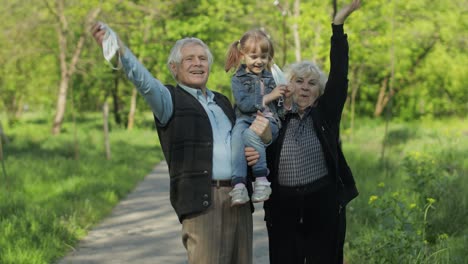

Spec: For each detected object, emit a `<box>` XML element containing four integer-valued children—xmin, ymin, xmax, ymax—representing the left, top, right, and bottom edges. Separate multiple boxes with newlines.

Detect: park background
<box><xmin>0</xmin><ymin>0</ymin><xmax>466</xmax><ymax>263</ymax></box>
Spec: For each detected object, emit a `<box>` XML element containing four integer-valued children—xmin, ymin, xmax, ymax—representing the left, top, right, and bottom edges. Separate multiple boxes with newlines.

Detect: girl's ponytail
<box><xmin>224</xmin><ymin>40</ymin><xmax>242</xmax><ymax>72</ymax></box>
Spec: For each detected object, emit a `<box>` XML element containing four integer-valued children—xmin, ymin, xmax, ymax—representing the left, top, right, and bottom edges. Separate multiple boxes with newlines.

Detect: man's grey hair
<box><xmin>285</xmin><ymin>61</ymin><xmax>328</xmax><ymax>95</ymax></box>
<box><xmin>167</xmin><ymin>37</ymin><xmax>214</xmax><ymax>79</ymax></box>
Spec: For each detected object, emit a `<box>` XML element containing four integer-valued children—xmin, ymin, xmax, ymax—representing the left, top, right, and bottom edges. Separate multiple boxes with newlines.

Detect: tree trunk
<box><xmin>127</xmin><ymin>88</ymin><xmax>138</xmax><ymax>130</ymax></box>
<box><xmin>380</xmin><ymin>5</ymin><xmax>396</xmax><ymax>172</ymax></box>
<box><xmin>51</xmin><ymin>0</ymin><xmax>69</xmax><ymax>134</ymax></box>
<box><xmin>350</xmin><ymin>86</ymin><xmax>358</xmax><ymax>137</ymax></box>
<box><xmin>292</xmin><ymin>0</ymin><xmax>301</xmax><ymax>62</ymax></box>
<box><xmin>126</xmin><ymin>13</ymin><xmax>155</xmax><ymax>130</ymax></box>
<box><xmin>0</xmin><ymin>121</ymin><xmax>8</xmax><ymax>144</ymax></box>
<box><xmin>282</xmin><ymin>17</ymin><xmax>287</xmax><ymax>66</ymax></box>
<box><xmin>50</xmin><ymin>1</ymin><xmax>101</xmax><ymax>134</ymax></box>
<box><xmin>14</xmin><ymin>95</ymin><xmax>24</xmax><ymax>119</ymax></box>
<box><xmin>0</xmin><ymin>123</ymin><xmax>8</xmax><ymax>190</ymax></box>
<box><xmin>373</xmin><ymin>34</ymin><xmax>439</xmax><ymax>117</ymax></box>
<box><xmin>52</xmin><ymin>77</ymin><xmax>70</xmax><ymax>134</ymax></box>
<box><xmin>0</xmin><ymin>134</ymin><xmax>3</xmax><ymax>161</ymax></box>
<box><xmin>374</xmin><ymin>77</ymin><xmax>390</xmax><ymax>117</ymax></box>
<box><xmin>349</xmin><ymin>66</ymin><xmax>362</xmax><ymax>140</ymax></box>
<box><xmin>112</xmin><ymin>72</ymin><xmax>122</xmax><ymax>125</ymax></box>
<box><xmin>103</xmin><ymin>100</ymin><xmax>111</xmax><ymax>160</ymax></box>
<box><xmin>374</xmin><ymin>77</ymin><xmax>397</xmax><ymax>117</ymax></box>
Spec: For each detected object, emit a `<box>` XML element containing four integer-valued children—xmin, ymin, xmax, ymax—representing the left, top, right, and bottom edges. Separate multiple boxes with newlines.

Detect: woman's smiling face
<box><xmin>291</xmin><ymin>73</ymin><xmax>321</xmax><ymax>112</ymax></box>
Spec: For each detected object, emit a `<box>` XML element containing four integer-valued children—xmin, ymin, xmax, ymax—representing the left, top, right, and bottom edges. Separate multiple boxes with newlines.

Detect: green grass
<box><xmin>1</xmin><ymin>113</ymin><xmax>467</xmax><ymax>263</ymax></box>
<box><xmin>0</xmin><ymin>112</ymin><xmax>163</xmax><ymax>264</ymax></box>
<box><xmin>343</xmin><ymin>118</ymin><xmax>468</xmax><ymax>263</ymax></box>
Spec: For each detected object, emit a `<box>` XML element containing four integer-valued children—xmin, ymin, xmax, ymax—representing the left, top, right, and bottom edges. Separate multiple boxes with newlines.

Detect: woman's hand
<box><xmin>333</xmin><ymin>0</ymin><xmax>361</xmax><ymax>25</ymax></box>
<box><xmin>281</xmin><ymin>84</ymin><xmax>295</xmax><ymax>110</ymax></box>
<box><xmin>283</xmin><ymin>84</ymin><xmax>295</xmax><ymax>99</ymax></box>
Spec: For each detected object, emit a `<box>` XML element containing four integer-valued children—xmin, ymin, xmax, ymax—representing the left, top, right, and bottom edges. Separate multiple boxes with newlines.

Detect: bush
<box><xmin>347</xmin><ymin>183</ymin><xmax>451</xmax><ymax>263</ymax></box>
<box><xmin>345</xmin><ymin>118</ymin><xmax>467</xmax><ymax>263</ymax></box>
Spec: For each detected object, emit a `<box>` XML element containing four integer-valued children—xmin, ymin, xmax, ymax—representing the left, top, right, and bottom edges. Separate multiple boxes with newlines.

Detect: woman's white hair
<box><xmin>285</xmin><ymin>61</ymin><xmax>328</xmax><ymax>95</ymax></box>
<box><xmin>167</xmin><ymin>37</ymin><xmax>214</xmax><ymax>79</ymax></box>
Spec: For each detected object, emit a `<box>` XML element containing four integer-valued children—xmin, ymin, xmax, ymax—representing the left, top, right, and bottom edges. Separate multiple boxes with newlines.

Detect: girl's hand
<box><xmin>273</xmin><ymin>85</ymin><xmax>287</xmax><ymax>98</ymax></box>
<box><xmin>264</xmin><ymin>85</ymin><xmax>286</xmax><ymax>105</ymax></box>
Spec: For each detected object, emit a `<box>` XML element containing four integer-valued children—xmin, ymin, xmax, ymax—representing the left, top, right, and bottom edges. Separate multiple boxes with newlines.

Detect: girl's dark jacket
<box><xmin>265</xmin><ymin>24</ymin><xmax>359</xmax><ymax>221</ymax></box>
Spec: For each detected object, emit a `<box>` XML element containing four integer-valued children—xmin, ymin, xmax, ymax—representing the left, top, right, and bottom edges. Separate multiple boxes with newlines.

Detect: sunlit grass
<box><xmin>0</xmin><ymin>112</ymin><xmax>163</xmax><ymax>264</ymax></box>
<box><xmin>1</xmin><ymin>113</ymin><xmax>466</xmax><ymax>263</ymax></box>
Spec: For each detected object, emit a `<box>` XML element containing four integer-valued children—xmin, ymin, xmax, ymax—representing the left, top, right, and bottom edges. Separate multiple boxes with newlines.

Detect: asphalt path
<box><xmin>58</xmin><ymin>161</ymin><xmax>269</xmax><ymax>264</ymax></box>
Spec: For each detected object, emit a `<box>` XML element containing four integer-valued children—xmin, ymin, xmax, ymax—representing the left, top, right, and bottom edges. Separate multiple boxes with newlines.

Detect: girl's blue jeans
<box><xmin>231</xmin><ymin>116</ymin><xmax>279</xmax><ymax>185</ymax></box>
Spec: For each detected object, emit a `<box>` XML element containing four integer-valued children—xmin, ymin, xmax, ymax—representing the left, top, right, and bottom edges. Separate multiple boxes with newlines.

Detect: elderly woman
<box><xmin>246</xmin><ymin>0</ymin><xmax>361</xmax><ymax>263</ymax></box>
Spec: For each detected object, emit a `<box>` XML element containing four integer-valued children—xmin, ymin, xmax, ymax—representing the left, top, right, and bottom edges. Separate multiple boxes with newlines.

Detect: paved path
<box><xmin>58</xmin><ymin>161</ymin><xmax>269</xmax><ymax>264</ymax></box>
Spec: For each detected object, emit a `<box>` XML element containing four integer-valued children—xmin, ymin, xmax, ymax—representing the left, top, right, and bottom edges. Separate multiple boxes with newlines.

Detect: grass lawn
<box><xmin>0</xmin><ymin>112</ymin><xmax>163</xmax><ymax>264</ymax></box>
<box><xmin>0</xmin><ymin>113</ymin><xmax>466</xmax><ymax>263</ymax></box>
<box><xmin>343</xmin><ymin>118</ymin><xmax>468</xmax><ymax>263</ymax></box>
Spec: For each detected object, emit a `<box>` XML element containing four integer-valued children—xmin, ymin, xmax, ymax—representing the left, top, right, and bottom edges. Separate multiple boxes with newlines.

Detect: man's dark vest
<box><xmin>155</xmin><ymin>85</ymin><xmax>235</xmax><ymax>222</ymax></box>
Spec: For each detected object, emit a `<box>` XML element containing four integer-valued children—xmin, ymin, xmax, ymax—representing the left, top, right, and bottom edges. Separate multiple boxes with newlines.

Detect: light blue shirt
<box><xmin>120</xmin><ymin>48</ymin><xmax>232</xmax><ymax>180</ymax></box>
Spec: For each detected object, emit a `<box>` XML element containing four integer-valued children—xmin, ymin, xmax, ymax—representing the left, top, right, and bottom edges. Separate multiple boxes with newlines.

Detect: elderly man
<box><xmin>91</xmin><ymin>24</ymin><xmax>271</xmax><ymax>264</ymax></box>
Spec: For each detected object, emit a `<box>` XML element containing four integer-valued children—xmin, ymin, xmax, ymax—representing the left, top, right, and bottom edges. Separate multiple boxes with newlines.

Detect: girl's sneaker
<box><xmin>229</xmin><ymin>185</ymin><xmax>249</xmax><ymax>206</ymax></box>
<box><xmin>252</xmin><ymin>180</ymin><xmax>272</xmax><ymax>202</ymax></box>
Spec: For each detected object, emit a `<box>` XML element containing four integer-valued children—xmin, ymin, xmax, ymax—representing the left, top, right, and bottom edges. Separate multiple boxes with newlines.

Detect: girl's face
<box><xmin>291</xmin><ymin>73</ymin><xmax>321</xmax><ymax>112</ymax></box>
<box><xmin>242</xmin><ymin>48</ymin><xmax>270</xmax><ymax>75</ymax></box>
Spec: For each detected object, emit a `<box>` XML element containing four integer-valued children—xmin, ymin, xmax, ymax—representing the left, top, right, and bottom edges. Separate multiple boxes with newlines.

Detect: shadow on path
<box><xmin>58</xmin><ymin>161</ymin><xmax>269</xmax><ymax>264</ymax></box>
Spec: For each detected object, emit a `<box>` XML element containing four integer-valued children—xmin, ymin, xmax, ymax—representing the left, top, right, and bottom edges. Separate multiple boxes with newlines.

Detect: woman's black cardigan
<box><xmin>265</xmin><ymin>24</ymin><xmax>359</xmax><ymax>221</ymax></box>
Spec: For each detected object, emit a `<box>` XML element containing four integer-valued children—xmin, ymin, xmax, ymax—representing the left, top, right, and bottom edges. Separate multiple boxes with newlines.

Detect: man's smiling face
<box><xmin>172</xmin><ymin>43</ymin><xmax>210</xmax><ymax>89</ymax></box>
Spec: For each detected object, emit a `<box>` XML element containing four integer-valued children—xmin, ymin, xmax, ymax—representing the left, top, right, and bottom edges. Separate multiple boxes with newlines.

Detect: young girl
<box><xmin>225</xmin><ymin>29</ymin><xmax>287</xmax><ymax>206</ymax></box>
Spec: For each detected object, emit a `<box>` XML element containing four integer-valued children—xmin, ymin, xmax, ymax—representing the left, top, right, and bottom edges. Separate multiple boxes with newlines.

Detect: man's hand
<box><xmin>91</xmin><ymin>22</ymin><xmax>125</xmax><ymax>58</ymax></box>
<box><xmin>249</xmin><ymin>111</ymin><xmax>272</xmax><ymax>144</ymax></box>
<box><xmin>91</xmin><ymin>22</ymin><xmax>106</xmax><ymax>46</ymax></box>
<box><xmin>245</xmin><ymin>147</ymin><xmax>259</xmax><ymax>166</ymax></box>
<box><xmin>333</xmin><ymin>0</ymin><xmax>361</xmax><ymax>25</ymax></box>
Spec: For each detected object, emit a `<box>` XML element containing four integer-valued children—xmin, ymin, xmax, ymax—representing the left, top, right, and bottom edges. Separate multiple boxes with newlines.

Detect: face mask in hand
<box><xmin>99</xmin><ymin>22</ymin><xmax>122</xmax><ymax>70</ymax></box>
<box><xmin>271</xmin><ymin>63</ymin><xmax>286</xmax><ymax>107</ymax></box>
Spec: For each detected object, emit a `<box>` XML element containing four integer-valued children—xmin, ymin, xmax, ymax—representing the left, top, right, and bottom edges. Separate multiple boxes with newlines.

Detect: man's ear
<box><xmin>170</xmin><ymin>63</ymin><xmax>178</xmax><ymax>78</ymax></box>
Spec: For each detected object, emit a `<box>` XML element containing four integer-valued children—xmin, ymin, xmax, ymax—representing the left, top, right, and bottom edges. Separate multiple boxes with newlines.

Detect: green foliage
<box><xmin>1</xmin><ymin>112</ymin><xmax>466</xmax><ymax>263</ymax></box>
<box><xmin>349</xmin><ymin>188</ymin><xmax>449</xmax><ymax>263</ymax></box>
<box><xmin>0</xmin><ymin>112</ymin><xmax>162</xmax><ymax>264</ymax></box>
<box><xmin>344</xmin><ymin>118</ymin><xmax>468</xmax><ymax>263</ymax></box>
<box><xmin>1</xmin><ymin>0</ymin><xmax>466</xmax><ymax>122</ymax></box>
<box><xmin>402</xmin><ymin>132</ymin><xmax>468</xmax><ymax>244</ymax></box>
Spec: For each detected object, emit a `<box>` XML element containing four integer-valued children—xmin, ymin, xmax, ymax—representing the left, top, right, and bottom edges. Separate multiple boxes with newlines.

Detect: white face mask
<box><xmin>271</xmin><ymin>63</ymin><xmax>286</xmax><ymax>107</ymax></box>
<box><xmin>271</xmin><ymin>63</ymin><xmax>287</xmax><ymax>85</ymax></box>
<box><xmin>100</xmin><ymin>22</ymin><xmax>121</xmax><ymax>70</ymax></box>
